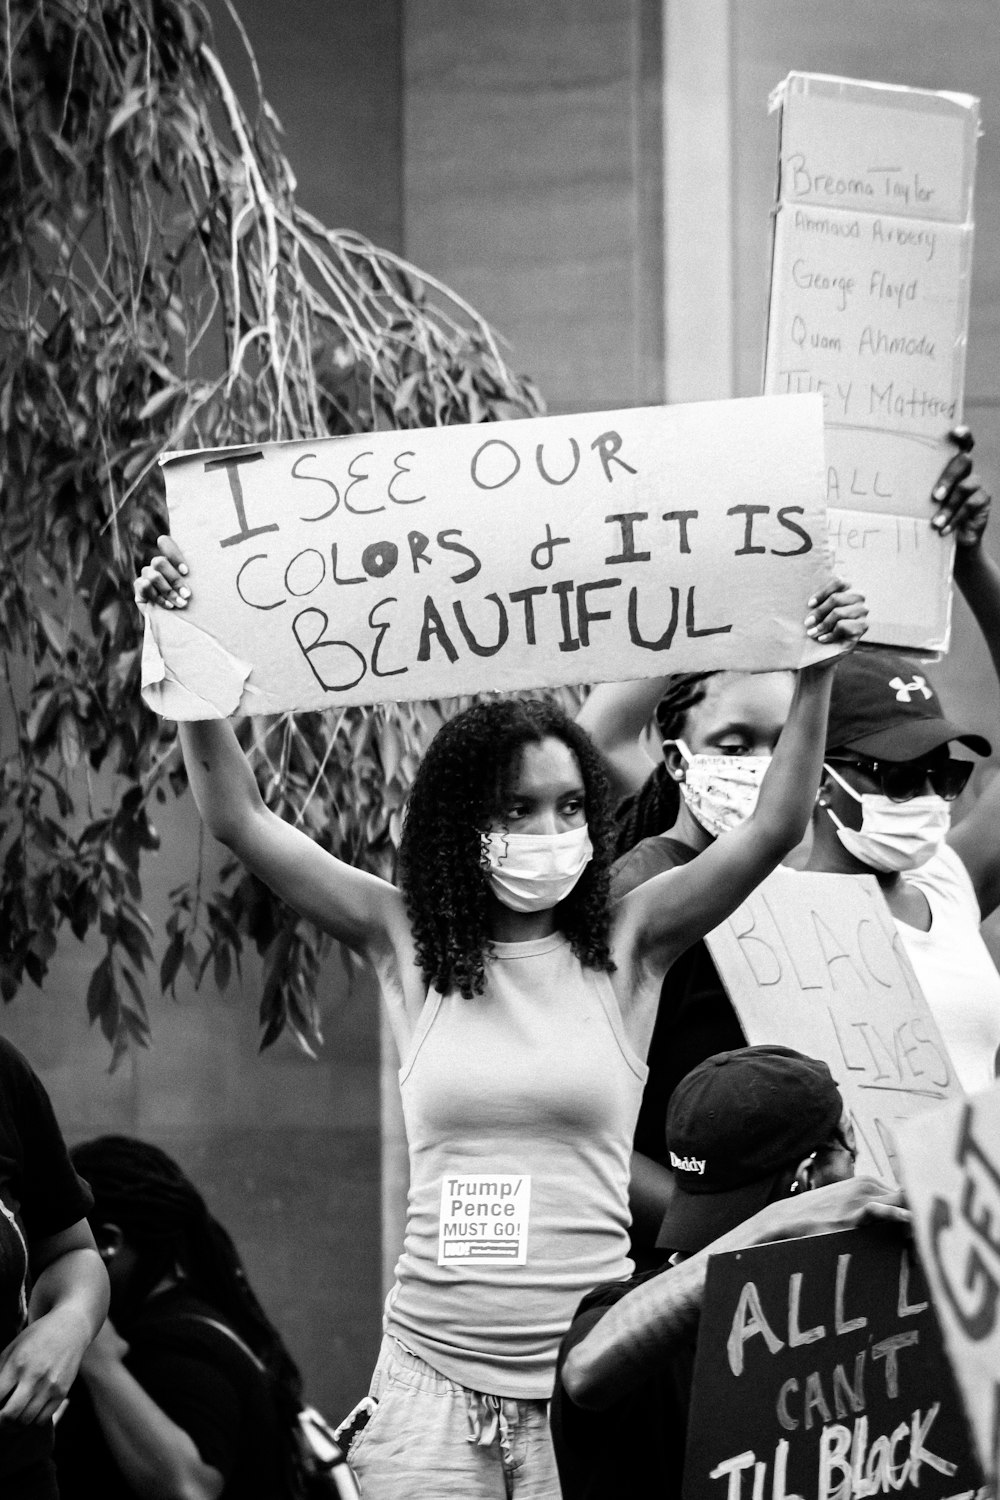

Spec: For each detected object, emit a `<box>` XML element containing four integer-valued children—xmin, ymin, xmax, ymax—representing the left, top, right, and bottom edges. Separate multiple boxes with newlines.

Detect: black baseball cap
<box><xmin>826</xmin><ymin>649</ymin><xmax>990</xmax><ymax>761</ymax></box>
<box><xmin>656</xmin><ymin>1046</ymin><xmax>844</xmax><ymax>1255</ymax></box>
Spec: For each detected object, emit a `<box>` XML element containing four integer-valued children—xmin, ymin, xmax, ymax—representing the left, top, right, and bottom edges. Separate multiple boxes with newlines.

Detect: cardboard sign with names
<box><xmin>896</xmin><ymin>1083</ymin><xmax>1000</xmax><ymax>1487</ymax></box>
<box><xmin>704</xmin><ymin>868</ymin><xmax>962</xmax><ymax>1183</ymax></box>
<box><xmin>143</xmin><ymin>394</ymin><xmax>833</xmax><ymax>718</ymax></box>
<box><xmin>682</xmin><ymin>1227</ymin><xmax>985</xmax><ymax>1500</ymax></box>
<box><xmin>764</xmin><ymin>73</ymin><xmax>980</xmax><ymax>652</ymax></box>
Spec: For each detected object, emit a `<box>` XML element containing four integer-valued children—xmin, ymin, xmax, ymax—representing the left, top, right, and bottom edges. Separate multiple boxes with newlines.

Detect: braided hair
<box><xmin>71</xmin><ymin>1136</ymin><xmax>303</xmax><ymax>1424</ymax></box>
<box><xmin>398</xmin><ymin>695</ymin><xmax>616</xmax><ymax>998</ymax></box>
<box><xmin>612</xmin><ymin>673</ymin><xmax>719</xmax><ymax>856</ymax></box>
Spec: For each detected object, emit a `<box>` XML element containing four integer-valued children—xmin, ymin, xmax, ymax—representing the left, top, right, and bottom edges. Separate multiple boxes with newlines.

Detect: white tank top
<box><xmin>897</xmin><ymin>844</ymin><xmax>1000</xmax><ymax>1095</ymax></box>
<box><xmin>385</xmin><ymin>931</ymin><xmax>648</xmax><ymax>1398</ymax></box>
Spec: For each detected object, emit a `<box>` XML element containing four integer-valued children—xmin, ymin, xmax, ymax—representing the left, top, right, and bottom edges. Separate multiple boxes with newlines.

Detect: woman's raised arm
<box><xmin>135</xmin><ymin>540</ymin><xmax>410</xmax><ymax>967</ymax></box>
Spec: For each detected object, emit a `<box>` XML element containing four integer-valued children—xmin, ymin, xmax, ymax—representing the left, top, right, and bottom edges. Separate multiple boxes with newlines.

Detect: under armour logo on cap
<box><xmin>889</xmin><ymin>674</ymin><xmax>933</xmax><ymax>704</ymax></box>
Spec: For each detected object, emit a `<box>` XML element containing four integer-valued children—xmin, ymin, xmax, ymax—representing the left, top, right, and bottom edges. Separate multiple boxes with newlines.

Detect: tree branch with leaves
<box><xmin>0</xmin><ymin>0</ymin><xmax>543</xmax><ymax>1063</ymax></box>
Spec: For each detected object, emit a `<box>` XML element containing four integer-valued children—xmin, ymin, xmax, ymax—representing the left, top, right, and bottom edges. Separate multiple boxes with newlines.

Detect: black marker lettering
<box><xmin>369</xmin><ymin>598</ymin><xmax>407</xmax><ymax>679</ymax></box>
<box><xmin>591</xmin><ymin>430</ymin><xmax>637</xmax><ymax>483</ymax></box>
<box><xmin>552</xmin><ymin>579</ymin><xmax>580</xmax><ymax>652</ymax></box>
<box><xmin>661</xmin><ymin>510</ymin><xmax>698</xmax><ymax>553</ymax></box>
<box><xmin>361</xmin><ymin>540</ymin><xmax>399</xmax><ymax>579</ymax></box>
<box><xmin>453</xmin><ymin>596</ymin><xmax>510</xmax><ymax>657</ymax></box>
<box><xmin>437</xmin><ymin>529</ymin><xmax>481</xmax><ymax>584</ymax></box>
<box><xmin>417</xmin><ymin>596</ymin><xmax>459</xmax><ymax>663</ymax></box>
<box><xmin>773</xmin><ymin>506</ymin><xmax>813</xmax><ymax>556</ymax></box>
<box><xmin>509</xmin><ymin>585</ymin><xmax>547</xmax><ymax>645</ymax></box>
<box><xmin>291</xmin><ymin>608</ymin><xmax>367</xmax><ymax>691</ymax></box>
<box><xmin>727</xmin><ymin>504</ymin><xmax>770</xmax><ymax>555</ymax></box>
<box><xmin>344</xmin><ymin>451</ymin><xmax>383</xmax><ymax>515</ymax></box>
<box><xmin>535</xmin><ymin>438</ymin><xmax>580</xmax><ymax>486</ymax></box>
<box><xmin>407</xmin><ymin>532</ymin><xmax>433</xmax><ymax>573</ymax></box>
<box><xmin>210</xmin><ymin>452</ymin><xmax>277</xmax><ymax>547</ymax></box>
<box><xmin>576</xmin><ymin>578</ymin><xmax>621</xmax><ymax>646</ymax></box>
<box><xmin>290</xmin><ymin>452</ymin><xmax>339</xmax><ymax>523</ymax></box>
<box><xmin>470</xmin><ymin>438</ymin><xmax>520</xmax><ymax>491</ymax></box>
<box><xmin>531</xmin><ymin>523</ymin><xmax>571</xmax><ymax>571</ymax></box>
<box><xmin>388</xmin><ymin>451</ymin><xmax>425</xmax><ymax>505</ymax></box>
<box><xmin>284</xmin><ymin>548</ymin><xmax>326</xmax><ymax>597</ymax></box>
<box><xmin>628</xmin><ymin>586</ymin><xmax>679</xmax><ymax>650</ymax></box>
<box><xmin>235</xmin><ymin>554</ymin><xmax>283</xmax><ymax>611</ymax></box>
<box><xmin>686</xmin><ymin>586</ymin><xmax>732</xmax><ymax>637</ymax></box>
<box><xmin>604</xmin><ymin>513</ymin><xmax>651</xmax><ymax>565</ymax></box>
<box><xmin>329</xmin><ymin>543</ymin><xmax>365</xmax><ymax>586</ymax></box>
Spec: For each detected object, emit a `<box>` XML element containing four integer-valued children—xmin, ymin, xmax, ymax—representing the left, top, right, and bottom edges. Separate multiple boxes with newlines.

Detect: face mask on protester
<box><xmin>483</xmin><ymin>824</ymin><xmax>593</xmax><ymax>913</ymax></box>
<box><xmin>822</xmin><ymin>763</ymin><xmax>950</xmax><ymax>873</ymax></box>
<box><xmin>673</xmin><ymin>741</ymin><xmax>771</xmax><ymax>839</ymax></box>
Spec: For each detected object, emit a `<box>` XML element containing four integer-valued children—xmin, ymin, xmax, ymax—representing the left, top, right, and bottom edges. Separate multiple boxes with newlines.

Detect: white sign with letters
<box><xmin>764</xmin><ymin>73</ymin><xmax>980</xmax><ymax>651</ymax></box>
<box><xmin>896</xmin><ymin>1084</ymin><xmax>1000</xmax><ymax>1488</ymax></box>
<box><xmin>142</xmin><ymin>394</ymin><xmax>834</xmax><ymax>718</ymax></box>
<box><xmin>705</xmin><ymin>867</ymin><xmax>963</xmax><ymax>1183</ymax></box>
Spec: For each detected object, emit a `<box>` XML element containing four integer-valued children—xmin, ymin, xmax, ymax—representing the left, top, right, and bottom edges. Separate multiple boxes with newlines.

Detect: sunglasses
<box><xmin>825</xmin><ymin>755</ymin><xmax>974</xmax><ymax>803</ymax></box>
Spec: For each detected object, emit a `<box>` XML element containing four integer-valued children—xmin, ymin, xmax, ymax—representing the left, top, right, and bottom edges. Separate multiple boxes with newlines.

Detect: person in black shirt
<box><xmin>54</xmin><ymin>1136</ymin><xmax>305</xmax><ymax>1500</ymax></box>
<box><xmin>0</xmin><ymin>1037</ymin><xmax>109</xmax><ymax>1500</ymax></box>
<box><xmin>551</xmin><ymin>1047</ymin><xmax>908</xmax><ymax>1499</ymax></box>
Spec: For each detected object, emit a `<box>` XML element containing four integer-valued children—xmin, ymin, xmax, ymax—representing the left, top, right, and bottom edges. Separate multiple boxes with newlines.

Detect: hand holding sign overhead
<box><xmin>138</xmin><ymin>394</ymin><xmax>836</xmax><ymax>718</ymax></box>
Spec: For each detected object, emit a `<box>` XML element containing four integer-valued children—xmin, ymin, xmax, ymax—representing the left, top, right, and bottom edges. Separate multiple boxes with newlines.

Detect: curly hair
<box><xmin>397</xmin><ymin>696</ymin><xmax>616</xmax><ymax>997</ymax></box>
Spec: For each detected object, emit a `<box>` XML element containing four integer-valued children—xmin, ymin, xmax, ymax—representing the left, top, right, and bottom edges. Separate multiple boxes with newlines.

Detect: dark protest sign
<box><xmin>896</xmin><ymin>1083</ymin><xmax>1000</xmax><ymax>1487</ymax></box>
<box><xmin>764</xmin><ymin>73</ymin><xmax>980</xmax><ymax>652</ymax></box>
<box><xmin>705</xmin><ymin>868</ymin><xmax>962</xmax><ymax>1183</ymax></box>
<box><xmin>683</xmin><ymin>1226</ymin><xmax>985</xmax><ymax>1500</ymax></box>
<box><xmin>142</xmin><ymin>394</ymin><xmax>832</xmax><ymax>717</ymax></box>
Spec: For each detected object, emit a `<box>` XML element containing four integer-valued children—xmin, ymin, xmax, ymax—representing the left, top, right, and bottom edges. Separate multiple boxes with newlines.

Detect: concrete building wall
<box><xmin>403</xmin><ymin>0</ymin><xmax>665</xmax><ymax>414</ymax></box>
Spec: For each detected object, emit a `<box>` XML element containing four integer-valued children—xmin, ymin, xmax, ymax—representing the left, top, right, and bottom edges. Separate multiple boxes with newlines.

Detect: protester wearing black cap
<box><xmin>805</xmin><ymin>435</ymin><xmax>1000</xmax><ymax>1093</ymax></box>
<box><xmin>550</xmin><ymin>1046</ymin><xmax>907</xmax><ymax>1499</ymax></box>
<box><xmin>577</xmin><ymin>432</ymin><xmax>1000</xmax><ymax>1268</ymax></box>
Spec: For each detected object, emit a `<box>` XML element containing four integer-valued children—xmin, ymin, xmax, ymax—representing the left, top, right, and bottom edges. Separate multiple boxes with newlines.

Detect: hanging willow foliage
<box><xmin>0</xmin><ymin>0</ymin><xmax>545</xmax><ymax>1063</ymax></box>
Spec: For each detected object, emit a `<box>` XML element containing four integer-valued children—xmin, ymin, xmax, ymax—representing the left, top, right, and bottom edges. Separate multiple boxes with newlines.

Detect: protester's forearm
<box><xmin>179</xmin><ymin>720</ymin><xmax>265</xmax><ymax>845</ymax></box>
<box><xmin>560</xmin><ymin>1249</ymin><xmax>710</xmax><ymax>1408</ymax></box>
<box><xmin>954</xmin><ymin>546</ymin><xmax>1000</xmax><ymax>687</ymax></box>
<box><xmin>751</xmin><ymin>661</ymin><xmax>834</xmax><ymax>848</ymax></box>
<box><xmin>81</xmin><ymin>1356</ymin><xmax>221</xmax><ymax>1500</ymax></box>
<box><xmin>28</xmin><ymin>1248</ymin><xmax>108</xmax><ymax>1341</ymax></box>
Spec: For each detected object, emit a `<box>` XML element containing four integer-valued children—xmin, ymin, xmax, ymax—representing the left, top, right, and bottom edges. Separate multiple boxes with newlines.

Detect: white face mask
<box><xmin>674</xmin><ymin>741</ymin><xmax>771</xmax><ymax>839</ymax></box>
<box><xmin>483</xmin><ymin>825</ymin><xmax>593</xmax><ymax>913</ymax></box>
<box><xmin>823</xmin><ymin>763</ymin><xmax>951</xmax><ymax>873</ymax></box>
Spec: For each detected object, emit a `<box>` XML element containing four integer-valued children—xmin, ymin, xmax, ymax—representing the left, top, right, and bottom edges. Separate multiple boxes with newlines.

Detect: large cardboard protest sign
<box><xmin>764</xmin><ymin>73</ymin><xmax>980</xmax><ymax>652</ymax></box>
<box><xmin>896</xmin><ymin>1083</ymin><xmax>1000</xmax><ymax>1487</ymax></box>
<box><xmin>143</xmin><ymin>394</ymin><xmax>832</xmax><ymax>718</ymax></box>
<box><xmin>704</xmin><ymin>868</ymin><xmax>962</xmax><ymax>1183</ymax></box>
<box><xmin>682</xmin><ymin>1226</ymin><xmax>984</xmax><ymax>1500</ymax></box>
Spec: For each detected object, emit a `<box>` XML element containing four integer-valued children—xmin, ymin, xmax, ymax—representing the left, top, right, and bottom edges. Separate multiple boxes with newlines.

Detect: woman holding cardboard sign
<box><xmin>134</xmin><ymin>537</ymin><xmax>864</xmax><ymax>1499</ymax></box>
